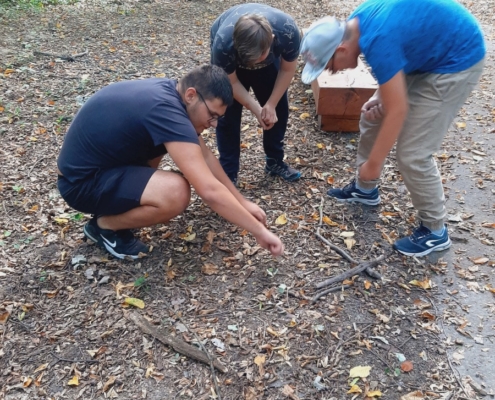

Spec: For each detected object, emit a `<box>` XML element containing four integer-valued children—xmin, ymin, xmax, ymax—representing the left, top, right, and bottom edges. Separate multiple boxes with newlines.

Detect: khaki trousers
<box><xmin>356</xmin><ymin>58</ymin><xmax>485</xmax><ymax>231</ymax></box>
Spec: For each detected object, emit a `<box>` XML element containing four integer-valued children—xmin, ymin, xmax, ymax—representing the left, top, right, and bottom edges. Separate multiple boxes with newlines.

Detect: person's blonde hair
<box><xmin>233</xmin><ymin>14</ymin><xmax>273</xmax><ymax>66</ymax></box>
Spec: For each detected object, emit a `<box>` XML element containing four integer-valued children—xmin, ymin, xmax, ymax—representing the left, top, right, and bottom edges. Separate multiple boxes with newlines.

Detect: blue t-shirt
<box><xmin>210</xmin><ymin>3</ymin><xmax>301</xmax><ymax>74</ymax></box>
<box><xmin>350</xmin><ymin>0</ymin><xmax>486</xmax><ymax>84</ymax></box>
<box><xmin>58</xmin><ymin>78</ymin><xmax>199</xmax><ymax>183</ymax></box>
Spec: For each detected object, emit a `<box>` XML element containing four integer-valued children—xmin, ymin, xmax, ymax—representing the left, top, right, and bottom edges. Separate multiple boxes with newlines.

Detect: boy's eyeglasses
<box><xmin>197</xmin><ymin>91</ymin><xmax>225</xmax><ymax>122</ymax></box>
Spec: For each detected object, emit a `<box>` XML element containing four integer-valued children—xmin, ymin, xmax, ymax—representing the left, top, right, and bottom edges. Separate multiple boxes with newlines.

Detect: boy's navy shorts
<box><xmin>57</xmin><ymin>166</ymin><xmax>155</xmax><ymax>216</ymax></box>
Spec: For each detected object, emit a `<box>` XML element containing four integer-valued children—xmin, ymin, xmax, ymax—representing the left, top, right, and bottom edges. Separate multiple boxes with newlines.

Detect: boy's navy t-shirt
<box><xmin>210</xmin><ymin>3</ymin><xmax>301</xmax><ymax>74</ymax></box>
<box><xmin>57</xmin><ymin>78</ymin><xmax>199</xmax><ymax>183</ymax></box>
<box><xmin>350</xmin><ymin>0</ymin><xmax>486</xmax><ymax>84</ymax></box>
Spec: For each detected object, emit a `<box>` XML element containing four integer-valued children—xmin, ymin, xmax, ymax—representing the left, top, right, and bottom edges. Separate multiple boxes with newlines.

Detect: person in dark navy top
<box><xmin>210</xmin><ymin>3</ymin><xmax>302</xmax><ymax>184</ymax></box>
<box><xmin>57</xmin><ymin>65</ymin><xmax>284</xmax><ymax>260</ymax></box>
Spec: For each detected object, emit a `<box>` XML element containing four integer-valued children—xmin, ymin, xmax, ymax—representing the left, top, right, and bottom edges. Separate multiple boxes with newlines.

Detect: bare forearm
<box><xmin>201</xmin><ymin>185</ymin><xmax>265</xmax><ymax>235</ymax></box>
<box><xmin>267</xmin><ymin>61</ymin><xmax>297</xmax><ymax>107</ymax></box>
<box><xmin>203</xmin><ymin>146</ymin><xmax>246</xmax><ymax>203</ymax></box>
<box><xmin>232</xmin><ymin>81</ymin><xmax>259</xmax><ymax>113</ymax></box>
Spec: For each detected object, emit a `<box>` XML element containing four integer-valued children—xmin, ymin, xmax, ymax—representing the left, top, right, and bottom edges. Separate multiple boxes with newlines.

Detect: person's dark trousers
<box><xmin>215</xmin><ymin>58</ymin><xmax>289</xmax><ymax>182</ymax></box>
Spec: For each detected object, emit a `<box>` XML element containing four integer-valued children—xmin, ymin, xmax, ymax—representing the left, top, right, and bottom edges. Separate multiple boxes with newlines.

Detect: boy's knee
<box><xmin>165</xmin><ymin>175</ymin><xmax>191</xmax><ymax>212</ymax></box>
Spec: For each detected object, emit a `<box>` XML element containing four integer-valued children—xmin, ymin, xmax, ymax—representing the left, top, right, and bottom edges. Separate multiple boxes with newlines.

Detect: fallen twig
<box><xmin>311</xmin><ymin>284</ymin><xmax>350</xmax><ymax>303</ymax></box>
<box><xmin>315</xmin><ymin>257</ymin><xmax>386</xmax><ymax>290</ymax></box>
<box><xmin>125</xmin><ymin>311</ymin><xmax>227</xmax><ymax>374</ymax></box>
<box><xmin>288</xmin><ymin>289</ymin><xmax>311</xmax><ymax>301</ymax></box>
<box><xmin>33</xmin><ymin>49</ymin><xmax>88</xmax><ymax>62</ymax></box>
<box><xmin>50</xmin><ymin>352</ymin><xmax>99</xmax><ymax>364</ymax></box>
<box><xmin>315</xmin><ymin>231</ymin><xmax>383</xmax><ymax>280</ymax></box>
<box><xmin>142</xmin><ymin>289</ymin><xmax>224</xmax><ymax>400</ymax></box>
<box><xmin>311</xmin><ymin>197</ymin><xmax>387</xmax><ymax>299</ymax></box>
<box><xmin>27</xmin><ymin>156</ymin><xmax>46</xmax><ymax>177</ymax></box>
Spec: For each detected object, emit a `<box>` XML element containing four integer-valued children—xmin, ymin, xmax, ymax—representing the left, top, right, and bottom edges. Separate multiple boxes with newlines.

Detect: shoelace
<box><xmin>343</xmin><ymin>179</ymin><xmax>358</xmax><ymax>192</ymax></box>
<box><xmin>410</xmin><ymin>225</ymin><xmax>432</xmax><ymax>242</ymax></box>
<box><xmin>269</xmin><ymin>163</ymin><xmax>288</xmax><ymax>175</ymax></box>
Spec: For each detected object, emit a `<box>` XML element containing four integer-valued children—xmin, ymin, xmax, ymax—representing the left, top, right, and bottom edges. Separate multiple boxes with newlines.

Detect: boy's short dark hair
<box><xmin>180</xmin><ymin>64</ymin><xmax>233</xmax><ymax>106</ymax></box>
<box><xmin>233</xmin><ymin>14</ymin><xmax>273</xmax><ymax>66</ymax></box>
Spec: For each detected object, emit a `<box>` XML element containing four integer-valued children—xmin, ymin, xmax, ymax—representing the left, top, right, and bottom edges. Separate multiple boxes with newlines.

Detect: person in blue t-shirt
<box><xmin>300</xmin><ymin>0</ymin><xmax>485</xmax><ymax>257</ymax></box>
<box><xmin>57</xmin><ymin>65</ymin><xmax>284</xmax><ymax>260</ymax></box>
<box><xmin>210</xmin><ymin>3</ymin><xmax>302</xmax><ymax>184</ymax></box>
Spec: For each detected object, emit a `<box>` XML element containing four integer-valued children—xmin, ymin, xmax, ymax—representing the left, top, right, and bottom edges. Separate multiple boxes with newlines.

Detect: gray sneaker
<box><xmin>265</xmin><ymin>158</ymin><xmax>301</xmax><ymax>182</ymax></box>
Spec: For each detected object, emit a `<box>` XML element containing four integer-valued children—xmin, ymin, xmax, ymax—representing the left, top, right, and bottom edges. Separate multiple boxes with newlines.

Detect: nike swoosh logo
<box><xmin>101</xmin><ymin>236</ymin><xmax>117</xmax><ymax>248</ymax></box>
<box><xmin>425</xmin><ymin>239</ymin><xmax>443</xmax><ymax>247</ymax></box>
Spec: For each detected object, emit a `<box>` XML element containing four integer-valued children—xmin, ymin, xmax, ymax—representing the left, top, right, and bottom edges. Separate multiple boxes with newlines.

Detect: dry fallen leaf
<box><xmin>413</xmin><ymin>299</ymin><xmax>430</xmax><ymax>309</ymax></box>
<box><xmin>456</xmin><ymin>121</ymin><xmax>466</xmax><ymax>129</ymax></box>
<box><xmin>349</xmin><ymin>365</ymin><xmax>371</xmax><ymax>378</ymax></box>
<box><xmin>421</xmin><ymin>311</ymin><xmax>435</xmax><ymax>321</ymax></box>
<box><xmin>300</xmin><ymin>112</ymin><xmax>311</xmax><ymax>120</ymax></box>
<box><xmin>23</xmin><ymin>377</ymin><xmax>33</xmax><ymax>388</ymax></box>
<box><xmin>33</xmin><ymin>363</ymin><xmax>48</xmax><ymax>373</ymax></box>
<box><xmin>67</xmin><ymin>376</ymin><xmax>79</xmax><ymax>386</ymax></box>
<box><xmin>472</xmin><ymin>257</ymin><xmax>489</xmax><ymax>264</ymax></box>
<box><xmin>275</xmin><ymin>213</ymin><xmax>288</xmax><ymax>225</ymax></box>
<box><xmin>344</xmin><ymin>237</ymin><xmax>356</xmax><ymax>250</ymax></box>
<box><xmin>401</xmin><ymin>391</ymin><xmax>424</xmax><ymax>400</ymax></box>
<box><xmin>322</xmin><ymin>216</ymin><xmax>339</xmax><ymax>226</ymax></box>
<box><xmin>44</xmin><ymin>289</ymin><xmax>59</xmax><ymax>298</ymax></box>
<box><xmin>347</xmin><ymin>385</ymin><xmax>362</xmax><ymax>394</ymax></box>
<box><xmin>206</xmin><ymin>230</ymin><xmax>215</xmax><ymax>243</ymax></box>
<box><xmin>401</xmin><ymin>360</ymin><xmax>414</xmax><ymax>372</ymax></box>
<box><xmin>114</xmin><ymin>281</ymin><xmax>134</xmax><ymax>299</ymax></box>
<box><xmin>124</xmin><ymin>297</ymin><xmax>145</xmax><ymax>309</ymax></box>
<box><xmin>367</xmin><ymin>390</ymin><xmax>382</xmax><ymax>397</ymax></box>
<box><xmin>266</xmin><ymin>327</ymin><xmax>280</xmax><ymax>337</ymax></box>
<box><xmin>409</xmin><ymin>279</ymin><xmax>431</xmax><ymax>290</ymax></box>
<box><xmin>103</xmin><ymin>376</ymin><xmax>116</xmax><ymax>392</ymax></box>
<box><xmin>254</xmin><ymin>355</ymin><xmax>266</xmax><ymax>375</ymax></box>
<box><xmin>180</xmin><ymin>232</ymin><xmax>196</xmax><ymax>241</ymax></box>
<box><xmin>34</xmin><ymin>372</ymin><xmax>44</xmax><ymax>387</ymax></box>
<box><xmin>201</xmin><ymin>263</ymin><xmax>219</xmax><ymax>275</ymax></box>
<box><xmin>0</xmin><ymin>310</ymin><xmax>11</xmax><ymax>324</ymax></box>
<box><xmin>364</xmin><ymin>280</ymin><xmax>372</xmax><ymax>290</ymax></box>
<box><xmin>86</xmin><ymin>349</ymin><xmax>98</xmax><ymax>358</ymax></box>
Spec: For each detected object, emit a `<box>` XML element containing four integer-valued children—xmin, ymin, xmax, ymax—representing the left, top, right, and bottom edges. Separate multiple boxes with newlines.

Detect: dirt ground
<box><xmin>1</xmin><ymin>0</ymin><xmax>494</xmax><ymax>399</ymax></box>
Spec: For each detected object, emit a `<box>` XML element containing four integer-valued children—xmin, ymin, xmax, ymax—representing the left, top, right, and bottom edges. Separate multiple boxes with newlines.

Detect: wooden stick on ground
<box><xmin>316</xmin><ymin>196</ymin><xmax>384</xmax><ymax>280</ymax></box>
<box><xmin>125</xmin><ymin>311</ymin><xmax>227</xmax><ymax>373</ymax></box>
<box><xmin>315</xmin><ymin>256</ymin><xmax>386</xmax><ymax>290</ymax></box>
<box><xmin>33</xmin><ymin>49</ymin><xmax>88</xmax><ymax>61</ymax></box>
<box><xmin>311</xmin><ymin>285</ymin><xmax>350</xmax><ymax>303</ymax></box>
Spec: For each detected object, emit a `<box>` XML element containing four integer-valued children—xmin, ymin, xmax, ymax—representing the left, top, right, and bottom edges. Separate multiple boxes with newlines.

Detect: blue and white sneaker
<box><xmin>327</xmin><ymin>179</ymin><xmax>381</xmax><ymax>206</ymax></box>
<box><xmin>393</xmin><ymin>223</ymin><xmax>451</xmax><ymax>257</ymax></box>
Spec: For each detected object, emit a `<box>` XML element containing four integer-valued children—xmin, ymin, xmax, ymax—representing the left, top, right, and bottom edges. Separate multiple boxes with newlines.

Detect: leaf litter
<box><xmin>1</xmin><ymin>0</ymin><xmax>495</xmax><ymax>399</ymax></box>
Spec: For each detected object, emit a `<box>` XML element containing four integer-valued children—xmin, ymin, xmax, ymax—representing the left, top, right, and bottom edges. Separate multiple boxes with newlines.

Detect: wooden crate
<box><xmin>311</xmin><ymin>58</ymin><xmax>378</xmax><ymax>132</ymax></box>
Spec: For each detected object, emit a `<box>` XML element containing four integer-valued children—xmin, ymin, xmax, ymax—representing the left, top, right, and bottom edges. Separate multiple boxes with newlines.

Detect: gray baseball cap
<box><xmin>300</xmin><ymin>17</ymin><xmax>345</xmax><ymax>84</ymax></box>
